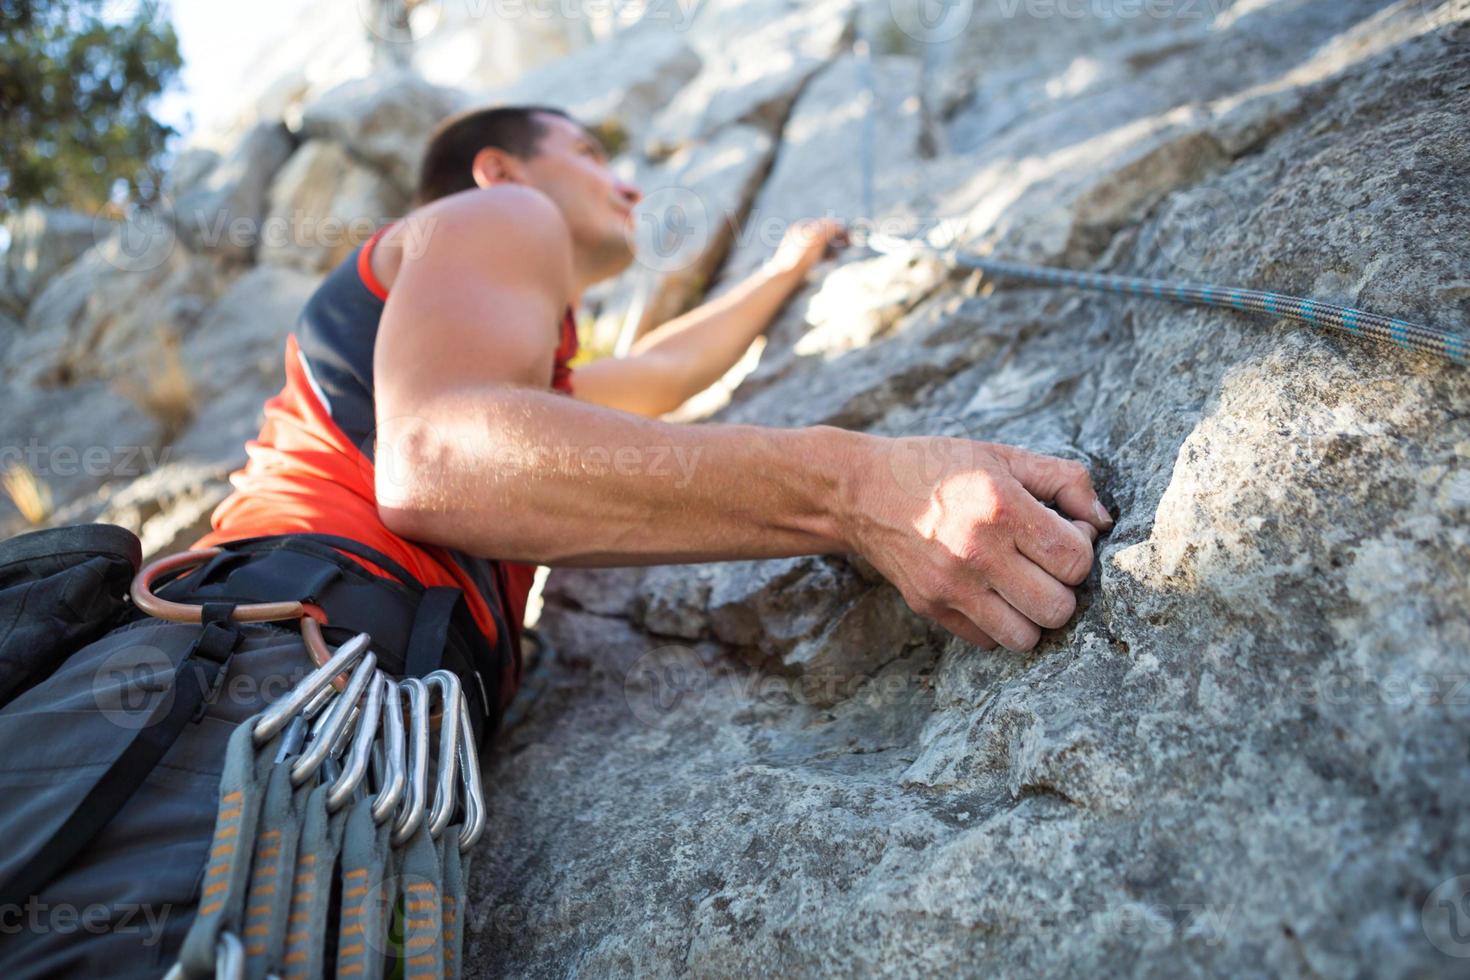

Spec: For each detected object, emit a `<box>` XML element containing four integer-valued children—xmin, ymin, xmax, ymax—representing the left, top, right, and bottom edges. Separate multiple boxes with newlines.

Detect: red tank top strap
<box><xmin>356</xmin><ymin>221</ymin><xmax>397</xmax><ymax>301</ymax></box>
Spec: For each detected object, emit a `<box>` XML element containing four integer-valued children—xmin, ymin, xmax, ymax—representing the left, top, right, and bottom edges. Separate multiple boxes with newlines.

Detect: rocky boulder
<box><xmin>460</xmin><ymin>2</ymin><xmax>1470</xmax><ymax>978</ymax></box>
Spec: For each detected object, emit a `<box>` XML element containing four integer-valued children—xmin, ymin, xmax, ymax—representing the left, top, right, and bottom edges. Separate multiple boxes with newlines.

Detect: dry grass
<box><xmin>115</xmin><ymin>330</ymin><xmax>197</xmax><ymax>444</ymax></box>
<box><xmin>2</xmin><ymin>462</ymin><xmax>53</xmax><ymax>526</ymax></box>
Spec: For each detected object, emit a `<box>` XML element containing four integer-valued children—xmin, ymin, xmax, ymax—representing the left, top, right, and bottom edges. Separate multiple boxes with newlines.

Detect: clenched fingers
<box><xmin>991</xmin><ymin>549</ymin><xmax>1079</xmax><ymax>630</ymax></box>
<box><xmin>1014</xmin><ymin>495</ymin><xmax>1096</xmax><ymax>586</ymax></box>
<box><xmin>951</xmin><ymin>588</ymin><xmax>1042</xmax><ymax>652</ymax></box>
<box><xmin>1003</xmin><ymin>448</ymin><xmax>1113</xmax><ymax>532</ymax></box>
<box><xmin>934</xmin><ymin>607</ymin><xmax>998</xmax><ymax>650</ymax></box>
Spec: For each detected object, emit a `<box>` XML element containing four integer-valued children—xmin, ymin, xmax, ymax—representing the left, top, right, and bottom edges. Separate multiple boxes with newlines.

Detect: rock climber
<box><xmin>0</xmin><ymin>103</ymin><xmax>1115</xmax><ymax>978</ymax></box>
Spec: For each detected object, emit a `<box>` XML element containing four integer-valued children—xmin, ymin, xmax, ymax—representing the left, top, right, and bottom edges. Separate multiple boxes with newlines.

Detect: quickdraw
<box><xmin>133</xmin><ymin>553</ymin><xmax>489</xmax><ymax>980</ymax></box>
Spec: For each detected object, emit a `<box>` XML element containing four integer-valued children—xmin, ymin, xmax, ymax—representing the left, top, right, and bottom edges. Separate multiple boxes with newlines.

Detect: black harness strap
<box><xmin>0</xmin><ymin>603</ymin><xmax>244</xmax><ymax>911</ymax></box>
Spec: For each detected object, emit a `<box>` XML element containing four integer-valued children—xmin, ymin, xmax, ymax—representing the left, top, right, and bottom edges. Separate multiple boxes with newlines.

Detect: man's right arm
<box><xmin>374</xmin><ymin>190</ymin><xmax>1114</xmax><ymax>651</ymax></box>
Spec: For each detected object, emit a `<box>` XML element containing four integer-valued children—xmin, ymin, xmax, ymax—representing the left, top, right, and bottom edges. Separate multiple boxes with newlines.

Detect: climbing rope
<box><xmin>863</xmin><ymin>232</ymin><xmax>1467</xmax><ymax>366</ymax></box>
<box><xmin>846</xmin><ymin>34</ymin><xmax>1466</xmax><ymax>368</ymax></box>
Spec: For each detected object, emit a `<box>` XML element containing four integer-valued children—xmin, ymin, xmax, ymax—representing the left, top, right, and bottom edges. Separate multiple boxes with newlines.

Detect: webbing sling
<box><xmin>336</xmin><ymin>795</ymin><xmax>395</xmax><ymax>980</ymax></box>
<box><xmin>177</xmin><ymin>721</ymin><xmax>281</xmax><ymax>976</ymax></box>
<box><xmin>280</xmin><ymin>781</ymin><xmax>350</xmax><ymax>979</ymax></box>
<box><xmin>241</xmin><ymin>760</ymin><xmax>312</xmax><ymax>979</ymax></box>
<box><xmin>0</xmin><ymin>602</ymin><xmax>243</xmax><ymax>911</ymax></box>
<box><xmin>439</xmin><ymin>835</ymin><xmax>467</xmax><ymax>980</ymax></box>
<box><xmin>396</xmin><ymin>823</ymin><xmax>445</xmax><ymax>980</ymax></box>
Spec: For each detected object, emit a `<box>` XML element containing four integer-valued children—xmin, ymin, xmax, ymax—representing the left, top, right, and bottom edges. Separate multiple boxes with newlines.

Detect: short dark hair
<box><xmin>414</xmin><ymin>104</ymin><xmax>573</xmax><ymax>206</ymax></box>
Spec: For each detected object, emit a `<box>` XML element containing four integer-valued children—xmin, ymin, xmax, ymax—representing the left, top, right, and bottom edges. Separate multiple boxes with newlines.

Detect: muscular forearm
<box><xmin>628</xmin><ymin>262</ymin><xmax>806</xmax><ymax>399</ymax></box>
<box><xmin>377</xmin><ymin>383</ymin><xmax>860</xmax><ymax>567</ymax></box>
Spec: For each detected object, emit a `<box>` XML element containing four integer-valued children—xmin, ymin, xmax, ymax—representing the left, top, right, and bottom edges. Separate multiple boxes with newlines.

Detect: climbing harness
<box><xmin>125</xmin><ymin>545</ymin><xmax>489</xmax><ymax>980</ymax></box>
<box><xmin>845</xmin><ymin>39</ymin><xmax>1467</xmax><ymax>367</ymax></box>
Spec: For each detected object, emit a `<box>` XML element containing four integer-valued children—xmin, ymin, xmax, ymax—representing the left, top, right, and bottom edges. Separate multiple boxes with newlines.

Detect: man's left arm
<box><xmin>574</xmin><ymin>219</ymin><xmax>846</xmax><ymax>417</ymax></box>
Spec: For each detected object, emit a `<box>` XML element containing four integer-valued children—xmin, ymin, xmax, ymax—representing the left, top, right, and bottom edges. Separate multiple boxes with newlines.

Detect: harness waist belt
<box><xmin>146</xmin><ymin>534</ymin><xmax>504</xmax><ymax>745</ymax></box>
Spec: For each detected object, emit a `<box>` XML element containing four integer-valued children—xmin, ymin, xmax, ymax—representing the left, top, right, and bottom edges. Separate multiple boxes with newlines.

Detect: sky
<box><xmin>153</xmin><ymin>0</ymin><xmax>302</xmax><ymax>145</ymax></box>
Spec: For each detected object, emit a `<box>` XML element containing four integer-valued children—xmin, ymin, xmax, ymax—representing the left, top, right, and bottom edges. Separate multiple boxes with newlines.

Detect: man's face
<box><xmin>518</xmin><ymin>113</ymin><xmax>642</xmax><ymax>282</ymax></box>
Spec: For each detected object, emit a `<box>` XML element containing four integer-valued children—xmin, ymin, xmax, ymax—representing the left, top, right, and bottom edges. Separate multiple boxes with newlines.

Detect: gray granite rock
<box><xmin>1</xmin><ymin>205</ymin><xmax>101</xmax><ymax>308</ymax></box>
<box><xmin>297</xmin><ymin>68</ymin><xmax>461</xmax><ymax>197</ymax></box>
<box><xmin>463</xmin><ymin>3</ymin><xmax>1470</xmax><ymax>977</ymax></box>
<box><xmin>258</xmin><ymin>139</ymin><xmax>406</xmax><ymax>273</ymax></box>
<box><xmin>171</xmin><ymin>121</ymin><xmax>297</xmax><ymax>262</ymax></box>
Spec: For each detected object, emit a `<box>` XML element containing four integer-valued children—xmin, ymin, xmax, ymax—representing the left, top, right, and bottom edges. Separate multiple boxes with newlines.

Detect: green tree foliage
<box><xmin>0</xmin><ymin>0</ymin><xmax>182</xmax><ymax>217</ymax></box>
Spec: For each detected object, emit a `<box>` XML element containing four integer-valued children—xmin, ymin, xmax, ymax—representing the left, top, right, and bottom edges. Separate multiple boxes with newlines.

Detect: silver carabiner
<box><xmin>392</xmin><ymin>677</ymin><xmax>431</xmax><ymax>846</ymax></box>
<box><xmin>253</xmin><ymin>632</ymin><xmax>372</xmax><ymax>747</ymax></box>
<box><xmin>291</xmin><ymin>654</ymin><xmax>377</xmax><ymax>787</ymax></box>
<box><xmin>369</xmin><ymin>677</ymin><xmax>407</xmax><ymax>825</ymax></box>
<box><xmin>456</xmin><ymin>702</ymin><xmax>486</xmax><ymax>851</ymax></box>
<box><xmin>327</xmin><ymin>667</ymin><xmax>386</xmax><ymax>812</ymax></box>
<box><xmin>423</xmin><ymin>671</ymin><xmax>462</xmax><ymax>840</ymax></box>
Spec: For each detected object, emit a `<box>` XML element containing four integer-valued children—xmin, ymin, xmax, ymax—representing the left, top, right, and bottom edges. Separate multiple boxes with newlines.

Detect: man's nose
<box><xmin>617</xmin><ymin>181</ymin><xmax>643</xmax><ymax>208</ymax></box>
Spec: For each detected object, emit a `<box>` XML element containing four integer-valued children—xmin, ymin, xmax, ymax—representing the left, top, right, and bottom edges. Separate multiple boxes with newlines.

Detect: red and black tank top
<box><xmin>194</xmin><ymin>220</ymin><xmax>580</xmax><ymax>712</ymax></box>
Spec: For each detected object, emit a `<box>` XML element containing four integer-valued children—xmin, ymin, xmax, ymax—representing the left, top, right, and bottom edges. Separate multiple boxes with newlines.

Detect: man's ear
<box><xmin>471</xmin><ymin>146</ymin><xmax>525</xmax><ymax>188</ymax></box>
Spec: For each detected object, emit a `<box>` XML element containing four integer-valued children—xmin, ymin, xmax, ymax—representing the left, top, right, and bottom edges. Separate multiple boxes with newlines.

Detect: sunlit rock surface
<box><xmin>2</xmin><ymin>0</ymin><xmax>1468</xmax><ymax>975</ymax></box>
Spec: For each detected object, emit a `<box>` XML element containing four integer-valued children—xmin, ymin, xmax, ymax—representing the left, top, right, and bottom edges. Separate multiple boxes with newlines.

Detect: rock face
<box><xmin>5</xmin><ymin>0</ymin><xmax>1469</xmax><ymax>976</ymax></box>
<box><xmin>458</xmin><ymin>2</ymin><xmax>1470</xmax><ymax>978</ymax></box>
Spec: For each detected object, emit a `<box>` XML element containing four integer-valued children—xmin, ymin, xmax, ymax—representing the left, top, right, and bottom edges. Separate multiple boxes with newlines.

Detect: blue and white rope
<box><xmin>865</xmin><ymin>234</ymin><xmax>1467</xmax><ymax>366</ymax></box>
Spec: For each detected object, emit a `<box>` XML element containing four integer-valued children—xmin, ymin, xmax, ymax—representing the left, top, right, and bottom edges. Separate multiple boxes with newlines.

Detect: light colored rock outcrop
<box><xmin>8</xmin><ymin>0</ymin><xmax>1470</xmax><ymax>976</ymax></box>
<box><xmin>296</xmin><ymin>68</ymin><xmax>462</xmax><ymax>198</ymax></box>
<box><xmin>258</xmin><ymin>139</ymin><xmax>406</xmax><ymax>273</ymax></box>
<box><xmin>9</xmin><ymin>223</ymin><xmax>226</xmax><ymax>389</ymax></box>
<box><xmin>483</xmin><ymin>24</ymin><xmax>703</xmax><ymax>149</ymax></box>
<box><xmin>1</xmin><ymin>206</ymin><xmax>101</xmax><ymax>309</ymax></box>
<box><xmin>459</xmin><ymin>2</ymin><xmax>1470</xmax><ymax>978</ymax></box>
<box><xmin>172</xmin><ymin>121</ymin><xmax>297</xmax><ymax>262</ymax></box>
<box><xmin>645</xmin><ymin>0</ymin><xmax>860</xmax><ymax>156</ymax></box>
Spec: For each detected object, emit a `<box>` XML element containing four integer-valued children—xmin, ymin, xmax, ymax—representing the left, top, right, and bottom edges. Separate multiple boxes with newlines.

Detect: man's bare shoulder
<box><xmin>389</xmin><ymin>185</ymin><xmax>574</xmax><ymax>296</ymax></box>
